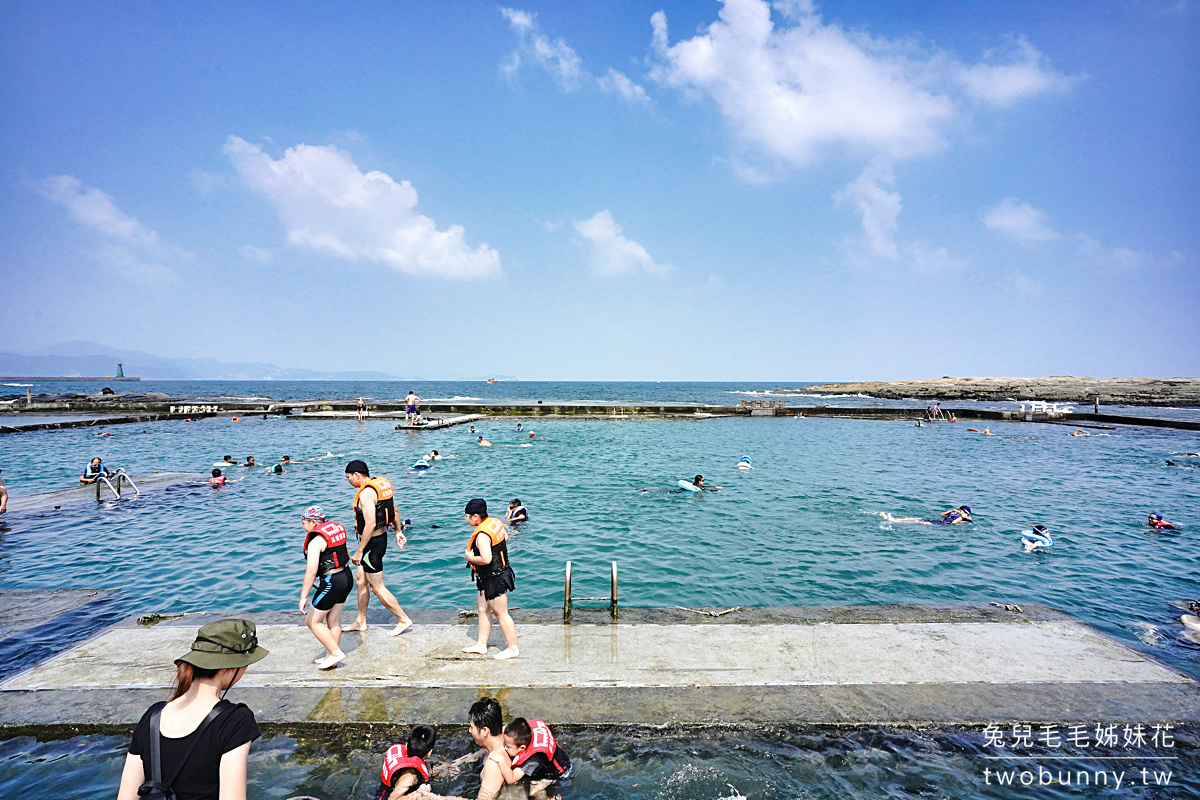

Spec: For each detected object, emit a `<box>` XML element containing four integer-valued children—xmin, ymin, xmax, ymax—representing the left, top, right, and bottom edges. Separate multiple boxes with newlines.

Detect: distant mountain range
<box><xmin>0</xmin><ymin>341</ymin><xmax>405</xmax><ymax>381</ymax></box>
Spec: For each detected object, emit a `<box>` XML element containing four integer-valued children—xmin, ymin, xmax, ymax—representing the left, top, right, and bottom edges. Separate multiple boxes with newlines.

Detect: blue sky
<box><xmin>1</xmin><ymin>0</ymin><xmax>1196</xmax><ymax>380</ymax></box>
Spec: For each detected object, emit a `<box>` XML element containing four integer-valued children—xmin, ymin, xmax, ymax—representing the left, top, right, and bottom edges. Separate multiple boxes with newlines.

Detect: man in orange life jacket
<box><xmin>462</xmin><ymin>498</ymin><xmax>519</xmax><ymax>660</ymax></box>
<box><xmin>377</xmin><ymin>724</ymin><xmax>437</xmax><ymax>799</ymax></box>
<box><xmin>345</xmin><ymin>460</ymin><xmax>413</xmax><ymax>636</ymax></box>
<box><xmin>500</xmin><ymin>717</ymin><xmax>571</xmax><ymax>796</ymax></box>
<box><xmin>298</xmin><ymin>505</ymin><xmax>353</xmax><ymax>670</ymax></box>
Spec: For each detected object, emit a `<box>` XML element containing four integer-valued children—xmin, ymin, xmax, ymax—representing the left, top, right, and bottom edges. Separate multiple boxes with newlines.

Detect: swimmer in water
<box><xmin>245</xmin><ymin>456</ymin><xmax>256</xmax><ymax>468</ymax></box>
<box><xmin>1021</xmin><ymin>524</ymin><xmax>1052</xmax><ymax>551</ymax></box>
<box><xmin>79</xmin><ymin>457</ymin><xmax>114</xmax><ymax>485</ymax></box>
<box><xmin>209</xmin><ymin>468</ymin><xmax>226</xmax><ymax>486</ymax></box>
<box><xmin>1069</xmin><ymin>429</ymin><xmax>1089</xmax><ymax>437</ymax></box>
<box><xmin>428</xmin><ymin>450</ymin><xmax>443</xmax><ymax>461</ymax></box>
<box><xmin>516</xmin><ymin>423</ymin><xmax>522</xmax><ymax>432</ymax></box>
<box><xmin>505</xmin><ymin>499</ymin><xmax>528</xmax><ymax>524</ymax></box>
<box><xmin>469</xmin><ymin>426</ymin><xmax>476</xmax><ymax>434</ymax></box>
<box><xmin>692</xmin><ymin>474</ymin><xmax>721</xmax><ymax>492</ymax></box>
<box><xmin>0</xmin><ymin>468</ymin><xmax>7</xmax><ymax>515</ymax></box>
<box><xmin>218</xmin><ymin>455</ymin><xmax>238</xmax><ymax>467</ymax></box>
<box><xmin>881</xmin><ymin>506</ymin><xmax>973</xmax><ymax>525</ymax></box>
<box><xmin>737</xmin><ymin>456</ymin><xmax>753</xmax><ymax>470</ymax></box>
<box><xmin>1148</xmin><ymin>512</ymin><xmax>1177</xmax><ymax>530</ymax></box>
<box><xmin>478</xmin><ymin>435</ymin><xmax>492</xmax><ymax>447</ymax></box>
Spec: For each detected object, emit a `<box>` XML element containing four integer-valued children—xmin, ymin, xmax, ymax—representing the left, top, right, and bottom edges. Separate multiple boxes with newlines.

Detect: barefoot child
<box><xmin>298</xmin><ymin>506</ymin><xmax>352</xmax><ymax>669</ymax></box>
<box><xmin>462</xmin><ymin>499</ymin><xmax>519</xmax><ymax>660</ymax></box>
<box><xmin>378</xmin><ymin>724</ymin><xmax>438</xmax><ymax>798</ymax></box>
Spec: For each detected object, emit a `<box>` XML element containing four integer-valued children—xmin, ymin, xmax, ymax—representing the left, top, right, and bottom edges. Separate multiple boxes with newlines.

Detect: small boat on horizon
<box><xmin>486</xmin><ymin>377</ymin><xmax>498</xmax><ymax>384</ymax></box>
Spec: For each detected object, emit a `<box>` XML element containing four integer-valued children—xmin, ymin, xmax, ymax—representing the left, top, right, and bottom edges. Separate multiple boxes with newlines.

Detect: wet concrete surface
<box><xmin>2</xmin><ymin>605</ymin><xmax>1196</xmax><ymax>727</ymax></box>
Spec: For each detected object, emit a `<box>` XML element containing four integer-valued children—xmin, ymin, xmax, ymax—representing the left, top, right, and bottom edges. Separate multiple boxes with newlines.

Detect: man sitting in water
<box><xmin>505</xmin><ymin>499</ymin><xmax>528</xmax><ymax>524</ymax></box>
<box><xmin>467</xmin><ymin>698</ymin><xmax>509</xmax><ymax>800</ymax></box>
<box><xmin>79</xmin><ymin>457</ymin><xmax>114</xmax><ymax>484</ymax></box>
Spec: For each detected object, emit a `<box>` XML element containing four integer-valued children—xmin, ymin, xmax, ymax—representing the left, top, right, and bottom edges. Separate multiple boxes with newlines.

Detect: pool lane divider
<box><xmin>1</xmin><ymin>605</ymin><xmax>1197</xmax><ymax>727</ymax></box>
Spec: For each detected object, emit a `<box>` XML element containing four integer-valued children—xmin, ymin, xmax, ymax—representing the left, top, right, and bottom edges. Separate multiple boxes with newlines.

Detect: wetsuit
<box><xmin>355</xmin><ymin>477</ymin><xmax>396</xmax><ymax>574</ymax></box>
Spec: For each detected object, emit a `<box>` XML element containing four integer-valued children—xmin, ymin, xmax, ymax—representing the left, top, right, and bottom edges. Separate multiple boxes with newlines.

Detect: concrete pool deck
<box><xmin>2</xmin><ymin>605</ymin><xmax>1197</xmax><ymax>727</ymax></box>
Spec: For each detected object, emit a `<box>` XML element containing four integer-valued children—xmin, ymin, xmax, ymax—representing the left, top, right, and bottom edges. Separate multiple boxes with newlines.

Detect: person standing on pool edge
<box><xmin>463</xmin><ymin>498</ymin><xmax>519</xmax><ymax>660</ymax></box>
<box><xmin>345</xmin><ymin>460</ymin><xmax>413</xmax><ymax>636</ymax></box>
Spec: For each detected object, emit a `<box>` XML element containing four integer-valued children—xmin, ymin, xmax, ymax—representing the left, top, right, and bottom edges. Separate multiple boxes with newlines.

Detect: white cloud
<box><xmin>981</xmin><ymin>197</ymin><xmax>1061</xmax><ymax>243</ymax></box>
<box><xmin>902</xmin><ymin>240</ymin><xmax>967</xmax><ymax>274</ymax></box>
<box><xmin>239</xmin><ymin>245</ymin><xmax>273</xmax><ymax>263</ymax></box>
<box><xmin>957</xmin><ymin>37</ymin><xmax>1073</xmax><ymax>108</ymax></box>
<box><xmin>574</xmin><ymin>210</ymin><xmax>670</xmax><ymax>277</ymax></box>
<box><xmin>1076</xmin><ymin>233</ymin><xmax>1155</xmax><ymax>272</ymax></box>
<box><xmin>223</xmin><ymin>137</ymin><xmax>500</xmax><ymax>280</ymax></box>
<box><xmin>31</xmin><ymin>174</ymin><xmax>185</xmax><ymax>281</ymax></box>
<box><xmin>1005</xmin><ymin>273</ymin><xmax>1044</xmax><ymax>296</ymax></box>
<box><xmin>598</xmin><ymin>68</ymin><xmax>650</xmax><ymax>106</ymax></box>
<box><xmin>649</xmin><ymin>0</ymin><xmax>1071</xmax><ymax>169</ymax></box>
<box><xmin>500</xmin><ymin>7</ymin><xmax>584</xmax><ymax>91</ymax></box>
<box><xmin>835</xmin><ymin>158</ymin><xmax>901</xmax><ymax>259</ymax></box>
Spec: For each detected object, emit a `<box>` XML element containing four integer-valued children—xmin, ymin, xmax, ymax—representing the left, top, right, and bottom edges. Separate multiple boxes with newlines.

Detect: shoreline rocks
<box><xmin>784</xmin><ymin>377</ymin><xmax>1200</xmax><ymax>406</ymax></box>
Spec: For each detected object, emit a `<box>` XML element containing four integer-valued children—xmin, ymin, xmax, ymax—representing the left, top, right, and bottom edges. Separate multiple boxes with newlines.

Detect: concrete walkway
<box><xmin>3</xmin><ymin>609</ymin><xmax>1197</xmax><ymax>726</ymax></box>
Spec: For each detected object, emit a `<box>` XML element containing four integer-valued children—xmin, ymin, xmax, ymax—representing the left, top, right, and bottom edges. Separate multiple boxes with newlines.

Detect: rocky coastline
<box><xmin>786</xmin><ymin>376</ymin><xmax>1200</xmax><ymax>406</ymax></box>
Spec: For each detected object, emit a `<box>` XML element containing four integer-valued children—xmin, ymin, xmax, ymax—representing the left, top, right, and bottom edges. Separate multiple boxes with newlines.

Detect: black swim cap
<box><xmin>465</xmin><ymin>498</ymin><xmax>487</xmax><ymax>516</ymax></box>
<box><xmin>345</xmin><ymin>459</ymin><xmax>370</xmax><ymax>475</ymax></box>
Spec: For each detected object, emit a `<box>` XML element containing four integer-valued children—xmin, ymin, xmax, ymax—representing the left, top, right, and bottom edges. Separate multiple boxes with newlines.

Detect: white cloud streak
<box><xmin>32</xmin><ymin>174</ymin><xmax>185</xmax><ymax>280</ymax></box>
<box><xmin>598</xmin><ymin>68</ymin><xmax>651</xmax><ymax>106</ymax></box>
<box><xmin>957</xmin><ymin>37</ymin><xmax>1074</xmax><ymax>108</ymax></box>
<box><xmin>835</xmin><ymin>158</ymin><xmax>901</xmax><ymax>259</ymax></box>
<box><xmin>981</xmin><ymin>197</ymin><xmax>1061</xmax><ymax>243</ymax></box>
<box><xmin>648</xmin><ymin>0</ymin><xmax>1071</xmax><ymax>169</ymax></box>
<box><xmin>574</xmin><ymin>210</ymin><xmax>670</xmax><ymax>277</ymax></box>
<box><xmin>223</xmin><ymin>137</ymin><xmax>500</xmax><ymax>280</ymax></box>
<box><xmin>500</xmin><ymin>7</ymin><xmax>585</xmax><ymax>91</ymax></box>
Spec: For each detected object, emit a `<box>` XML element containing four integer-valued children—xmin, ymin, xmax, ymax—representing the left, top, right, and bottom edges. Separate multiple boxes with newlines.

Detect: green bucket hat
<box><xmin>176</xmin><ymin>619</ymin><xmax>268</xmax><ymax>670</ymax></box>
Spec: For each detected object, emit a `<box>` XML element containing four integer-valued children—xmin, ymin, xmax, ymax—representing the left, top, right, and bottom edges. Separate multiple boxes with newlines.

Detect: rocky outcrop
<box><xmin>786</xmin><ymin>377</ymin><xmax>1200</xmax><ymax>406</ymax></box>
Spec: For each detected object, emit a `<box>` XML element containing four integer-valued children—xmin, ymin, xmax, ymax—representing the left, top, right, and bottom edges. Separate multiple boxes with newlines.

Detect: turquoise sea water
<box><xmin>1</xmin><ymin>381</ymin><xmax>1198</xmax><ymax>798</ymax></box>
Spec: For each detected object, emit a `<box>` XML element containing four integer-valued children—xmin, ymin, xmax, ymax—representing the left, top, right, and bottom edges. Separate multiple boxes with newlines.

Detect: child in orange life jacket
<box><xmin>377</xmin><ymin>725</ymin><xmax>437</xmax><ymax>799</ymax></box>
<box><xmin>498</xmin><ymin>717</ymin><xmax>571</xmax><ymax>797</ymax></box>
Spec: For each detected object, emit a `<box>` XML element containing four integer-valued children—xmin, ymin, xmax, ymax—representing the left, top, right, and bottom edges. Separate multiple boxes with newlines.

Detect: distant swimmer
<box><xmin>345</xmin><ymin>460</ymin><xmax>413</xmax><ymax>636</ymax></box>
<box><xmin>505</xmin><ymin>499</ymin><xmax>528</xmax><ymax>524</ymax></box>
<box><xmin>1148</xmin><ymin>512</ymin><xmax>1177</xmax><ymax>530</ymax></box>
<box><xmin>0</xmin><ymin>468</ymin><xmax>8</xmax><ymax>515</ymax></box>
<box><xmin>478</xmin><ymin>435</ymin><xmax>493</xmax><ymax>447</ymax></box>
<box><xmin>244</xmin><ymin>456</ymin><xmax>256</xmax><ymax>468</ymax></box>
<box><xmin>516</xmin><ymin>423</ymin><xmax>523</xmax><ymax>432</ymax></box>
<box><xmin>209</xmin><ymin>468</ymin><xmax>226</xmax><ymax>486</ymax></box>
<box><xmin>469</xmin><ymin>426</ymin><xmax>476</xmax><ymax>433</ymax></box>
<box><xmin>428</xmin><ymin>450</ymin><xmax>445</xmax><ymax>461</ymax></box>
<box><xmin>680</xmin><ymin>474</ymin><xmax>721</xmax><ymax>492</ymax></box>
<box><xmin>79</xmin><ymin>457</ymin><xmax>114</xmax><ymax>485</ymax></box>
<box><xmin>737</xmin><ymin>456</ymin><xmax>754</xmax><ymax>470</ymax></box>
<box><xmin>215</xmin><ymin>455</ymin><xmax>238</xmax><ymax>467</ymax></box>
<box><xmin>528</xmin><ymin>432</ymin><xmax>537</xmax><ymax>439</ymax></box>
<box><xmin>298</xmin><ymin>506</ymin><xmax>352</xmax><ymax>670</ymax></box>
<box><xmin>231</xmin><ymin>417</ymin><xmax>242</xmax><ymax>423</ymax></box>
<box><xmin>270</xmin><ymin>455</ymin><xmax>290</xmax><ymax>474</ymax></box>
<box><xmin>95</xmin><ymin>431</ymin><xmax>113</xmax><ymax>437</ymax></box>
<box><xmin>881</xmin><ymin>506</ymin><xmax>973</xmax><ymax>525</ymax></box>
<box><xmin>1020</xmin><ymin>524</ymin><xmax>1053</xmax><ymax>551</ymax></box>
<box><xmin>1068</xmin><ymin>429</ymin><xmax>1090</xmax><ymax>437</ymax></box>
<box><xmin>404</xmin><ymin>391</ymin><xmax>420</xmax><ymax>426</ymax></box>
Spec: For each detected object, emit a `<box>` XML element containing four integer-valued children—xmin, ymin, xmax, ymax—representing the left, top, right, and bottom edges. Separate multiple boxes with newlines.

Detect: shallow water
<box><xmin>2</xmin><ymin>725</ymin><xmax>1197</xmax><ymax>799</ymax></box>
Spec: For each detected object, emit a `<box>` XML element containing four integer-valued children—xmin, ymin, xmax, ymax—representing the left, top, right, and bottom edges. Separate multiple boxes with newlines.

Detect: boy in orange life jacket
<box><xmin>378</xmin><ymin>724</ymin><xmax>437</xmax><ymax>799</ymax></box>
<box><xmin>462</xmin><ymin>498</ymin><xmax>519</xmax><ymax>660</ymax></box>
<box><xmin>498</xmin><ymin>717</ymin><xmax>571</xmax><ymax>797</ymax></box>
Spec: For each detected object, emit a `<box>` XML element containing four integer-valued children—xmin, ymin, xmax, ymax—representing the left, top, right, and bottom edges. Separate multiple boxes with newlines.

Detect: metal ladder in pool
<box><xmin>562</xmin><ymin>560</ymin><xmax>618</xmax><ymax>622</ymax></box>
<box><xmin>95</xmin><ymin>469</ymin><xmax>140</xmax><ymax>501</ymax></box>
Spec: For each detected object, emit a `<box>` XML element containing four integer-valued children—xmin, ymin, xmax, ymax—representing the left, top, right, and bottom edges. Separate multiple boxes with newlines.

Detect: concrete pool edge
<box><xmin>2</xmin><ymin>604</ymin><xmax>1197</xmax><ymax>727</ymax></box>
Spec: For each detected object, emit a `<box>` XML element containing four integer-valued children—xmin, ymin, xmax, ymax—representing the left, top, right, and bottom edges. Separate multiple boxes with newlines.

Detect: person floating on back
<box><xmin>880</xmin><ymin>506</ymin><xmax>972</xmax><ymax>525</ymax></box>
<box><xmin>345</xmin><ymin>460</ymin><xmax>413</xmax><ymax>636</ymax></box>
<box><xmin>498</xmin><ymin>717</ymin><xmax>572</xmax><ymax>798</ymax></box>
<box><xmin>377</xmin><ymin>724</ymin><xmax>438</xmax><ymax>799</ymax></box>
<box><xmin>463</xmin><ymin>499</ymin><xmax>519</xmax><ymax>660</ymax></box>
<box><xmin>298</xmin><ymin>505</ymin><xmax>352</xmax><ymax>669</ymax></box>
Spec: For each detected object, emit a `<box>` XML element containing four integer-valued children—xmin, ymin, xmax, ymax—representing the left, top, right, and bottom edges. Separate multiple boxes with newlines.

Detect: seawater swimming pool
<box><xmin>1</xmin><ymin>406</ymin><xmax>1198</xmax><ymax>799</ymax></box>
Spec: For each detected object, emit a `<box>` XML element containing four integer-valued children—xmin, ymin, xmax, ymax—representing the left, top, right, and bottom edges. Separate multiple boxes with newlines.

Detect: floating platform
<box><xmin>2</xmin><ymin>605</ymin><xmax>1196</xmax><ymax>727</ymax></box>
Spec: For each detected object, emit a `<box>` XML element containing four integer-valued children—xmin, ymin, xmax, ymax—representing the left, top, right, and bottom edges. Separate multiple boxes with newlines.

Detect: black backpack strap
<box><xmin>161</xmin><ymin>702</ymin><xmax>231</xmax><ymax>789</ymax></box>
<box><xmin>148</xmin><ymin>701</ymin><xmax>166</xmax><ymax>785</ymax></box>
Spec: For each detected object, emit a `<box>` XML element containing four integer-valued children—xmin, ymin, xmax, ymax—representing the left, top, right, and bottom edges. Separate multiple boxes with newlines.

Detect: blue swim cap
<box><xmin>1149</xmin><ymin>512</ymin><xmax>1162</xmax><ymax>519</ymax></box>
